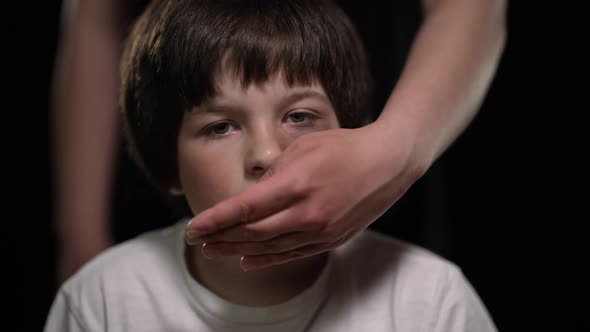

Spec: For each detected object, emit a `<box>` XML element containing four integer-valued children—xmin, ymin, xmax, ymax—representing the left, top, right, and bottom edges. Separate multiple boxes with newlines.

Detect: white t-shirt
<box><xmin>45</xmin><ymin>219</ymin><xmax>497</xmax><ymax>331</ymax></box>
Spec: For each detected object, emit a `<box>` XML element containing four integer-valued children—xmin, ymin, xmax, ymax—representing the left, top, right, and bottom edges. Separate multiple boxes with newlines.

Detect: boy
<box><xmin>45</xmin><ymin>0</ymin><xmax>496</xmax><ymax>331</ymax></box>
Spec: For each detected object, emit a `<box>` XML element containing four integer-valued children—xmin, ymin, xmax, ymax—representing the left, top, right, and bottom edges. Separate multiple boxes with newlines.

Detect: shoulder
<box><xmin>335</xmin><ymin>229</ymin><xmax>457</xmax><ymax>275</ymax></box>
<box><xmin>57</xmin><ymin>221</ymin><xmax>186</xmax><ymax>314</ymax></box>
<box><xmin>331</xmin><ymin>230</ymin><xmax>496</xmax><ymax>331</ymax></box>
<box><xmin>336</xmin><ymin>230</ymin><xmax>481</xmax><ymax>300</ymax></box>
<box><xmin>70</xmin><ymin>221</ymin><xmax>183</xmax><ymax>283</ymax></box>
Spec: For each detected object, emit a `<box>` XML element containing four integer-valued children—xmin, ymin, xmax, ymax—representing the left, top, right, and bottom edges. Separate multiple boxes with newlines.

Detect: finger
<box><xmin>201</xmin><ymin>232</ymin><xmax>319</xmax><ymax>258</ymax></box>
<box><xmin>239</xmin><ymin>243</ymin><xmax>332</xmax><ymax>271</ymax></box>
<box><xmin>199</xmin><ymin>205</ymin><xmax>320</xmax><ymax>243</ymax></box>
<box><xmin>186</xmin><ymin>173</ymin><xmax>301</xmax><ymax>238</ymax></box>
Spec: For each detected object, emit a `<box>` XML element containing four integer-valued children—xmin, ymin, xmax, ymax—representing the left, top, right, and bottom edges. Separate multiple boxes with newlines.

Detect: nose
<box><xmin>244</xmin><ymin>126</ymin><xmax>285</xmax><ymax>180</ymax></box>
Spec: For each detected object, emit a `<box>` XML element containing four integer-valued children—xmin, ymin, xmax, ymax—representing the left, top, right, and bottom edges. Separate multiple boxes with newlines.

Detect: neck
<box><xmin>184</xmin><ymin>244</ymin><xmax>327</xmax><ymax>306</ymax></box>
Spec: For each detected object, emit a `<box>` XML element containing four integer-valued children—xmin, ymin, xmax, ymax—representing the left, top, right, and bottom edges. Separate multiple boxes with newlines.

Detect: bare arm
<box><xmin>378</xmin><ymin>0</ymin><xmax>507</xmax><ymax>167</ymax></box>
<box><xmin>52</xmin><ymin>0</ymin><xmax>124</xmax><ymax>280</ymax></box>
<box><xmin>184</xmin><ymin>0</ymin><xmax>506</xmax><ymax>270</ymax></box>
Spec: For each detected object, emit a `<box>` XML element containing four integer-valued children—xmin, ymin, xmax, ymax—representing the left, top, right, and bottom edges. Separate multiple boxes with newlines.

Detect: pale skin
<box><xmin>185</xmin><ymin>0</ymin><xmax>507</xmax><ymax>270</ymax></box>
<box><xmin>176</xmin><ymin>72</ymin><xmax>337</xmax><ymax>305</ymax></box>
<box><xmin>54</xmin><ymin>0</ymin><xmax>506</xmax><ymax>278</ymax></box>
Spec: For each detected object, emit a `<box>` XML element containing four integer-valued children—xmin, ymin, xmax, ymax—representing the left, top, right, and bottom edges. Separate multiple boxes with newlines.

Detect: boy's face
<box><xmin>174</xmin><ymin>71</ymin><xmax>340</xmax><ymax>214</ymax></box>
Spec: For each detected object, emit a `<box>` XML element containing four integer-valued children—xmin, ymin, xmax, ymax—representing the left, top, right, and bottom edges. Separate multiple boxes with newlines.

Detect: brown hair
<box><xmin>120</xmin><ymin>0</ymin><xmax>373</xmax><ymax>198</ymax></box>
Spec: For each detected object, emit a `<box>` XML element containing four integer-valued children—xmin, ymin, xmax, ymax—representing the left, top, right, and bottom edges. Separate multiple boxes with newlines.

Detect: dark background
<box><xmin>7</xmin><ymin>1</ymin><xmax>585</xmax><ymax>331</ymax></box>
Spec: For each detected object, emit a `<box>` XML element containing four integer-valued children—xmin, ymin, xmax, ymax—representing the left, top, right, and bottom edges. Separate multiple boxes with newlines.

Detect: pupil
<box><xmin>215</xmin><ymin>123</ymin><xmax>228</xmax><ymax>133</ymax></box>
<box><xmin>292</xmin><ymin>113</ymin><xmax>305</xmax><ymax>122</ymax></box>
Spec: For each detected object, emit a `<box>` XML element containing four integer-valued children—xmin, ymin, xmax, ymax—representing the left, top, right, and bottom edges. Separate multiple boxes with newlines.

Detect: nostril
<box><xmin>251</xmin><ymin>165</ymin><xmax>267</xmax><ymax>175</ymax></box>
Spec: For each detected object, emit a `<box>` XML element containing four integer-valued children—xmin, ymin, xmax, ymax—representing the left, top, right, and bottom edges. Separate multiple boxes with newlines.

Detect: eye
<box><xmin>286</xmin><ymin>111</ymin><xmax>316</xmax><ymax>125</ymax></box>
<box><xmin>203</xmin><ymin>121</ymin><xmax>236</xmax><ymax>137</ymax></box>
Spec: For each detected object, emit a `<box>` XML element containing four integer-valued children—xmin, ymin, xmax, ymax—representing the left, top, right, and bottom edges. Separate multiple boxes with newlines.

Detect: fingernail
<box><xmin>185</xmin><ymin>230</ymin><xmax>197</xmax><ymax>244</ymax></box>
<box><xmin>185</xmin><ymin>233</ymin><xmax>196</xmax><ymax>245</ymax></box>
<box><xmin>240</xmin><ymin>257</ymin><xmax>251</xmax><ymax>271</ymax></box>
<box><xmin>240</xmin><ymin>257</ymin><xmax>259</xmax><ymax>271</ymax></box>
<box><xmin>202</xmin><ymin>243</ymin><xmax>219</xmax><ymax>259</ymax></box>
<box><xmin>186</xmin><ymin>218</ymin><xmax>202</xmax><ymax>238</ymax></box>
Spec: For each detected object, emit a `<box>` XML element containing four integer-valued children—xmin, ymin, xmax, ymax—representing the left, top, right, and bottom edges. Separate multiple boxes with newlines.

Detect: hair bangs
<box><xmin>219</xmin><ymin>29</ymin><xmax>320</xmax><ymax>90</ymax></box>
<box><xmin>176</xmin><ymin>0</ymin><xmax>326</xmax><ymax>107</ymax></box>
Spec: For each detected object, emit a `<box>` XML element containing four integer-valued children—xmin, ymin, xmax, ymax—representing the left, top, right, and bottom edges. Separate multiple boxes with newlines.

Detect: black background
<box><xmin>6</xmin><ymin>1</ymin><xmax>586</xmax><ymax>331</ymax></box>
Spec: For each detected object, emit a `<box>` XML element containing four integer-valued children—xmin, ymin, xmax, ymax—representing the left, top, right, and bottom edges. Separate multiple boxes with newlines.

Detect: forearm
<box><xmin>53</xmin><ymin>0</ymin><xmax>123</xmax><ymax>245</ymax></box>
<box><xmin>376</xmin><ymin>0</ymin><xmax>507</xmax><ymax>170</ymax></box>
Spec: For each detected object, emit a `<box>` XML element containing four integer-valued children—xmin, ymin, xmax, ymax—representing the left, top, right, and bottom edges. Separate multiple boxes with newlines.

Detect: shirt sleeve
<box><xmin>44</xmin><ymin>290</ymin><xmax>87</xmax><ymax>332</ymax></box>
<box><xmin>432</xmin><ymin>264</ymin><xmax>498</xmax><ymax>332</ymax></box>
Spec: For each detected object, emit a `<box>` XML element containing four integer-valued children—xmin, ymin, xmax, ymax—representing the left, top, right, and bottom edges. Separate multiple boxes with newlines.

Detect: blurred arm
<box><xmin>376</xmin><ymin>0</ymin><xmax>507</xmax><ymax>169</ymax></box>
<box><xmin>52</xmin><ymin>0</ymin><xmax>125</xmax><ymax>279</ymax></box>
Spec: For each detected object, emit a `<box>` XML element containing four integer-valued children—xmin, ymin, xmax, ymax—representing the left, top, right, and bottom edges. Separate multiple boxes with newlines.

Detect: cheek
<box><xmin>177</xmin><ymin>145</ymin><xmax>244</xmax><ymax>213</ymax></box>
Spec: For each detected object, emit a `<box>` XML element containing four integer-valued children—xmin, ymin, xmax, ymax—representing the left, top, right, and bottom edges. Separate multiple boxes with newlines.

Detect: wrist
<box><xmin>368</xmin><ymin>115</ymin><xmax>434</xmax><ymax>181</ymax></box>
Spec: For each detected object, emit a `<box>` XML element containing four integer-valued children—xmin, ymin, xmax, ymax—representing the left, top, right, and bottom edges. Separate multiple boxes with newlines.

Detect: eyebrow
<box><xmin>191</xmin><ymin>89</ymin><xmax>330</xmax><ymax>115</ymax></box>
<box><xmin>275</xmin><ymin>90</ymin><xmax>330</xmax><ymax>110</ymax></box>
